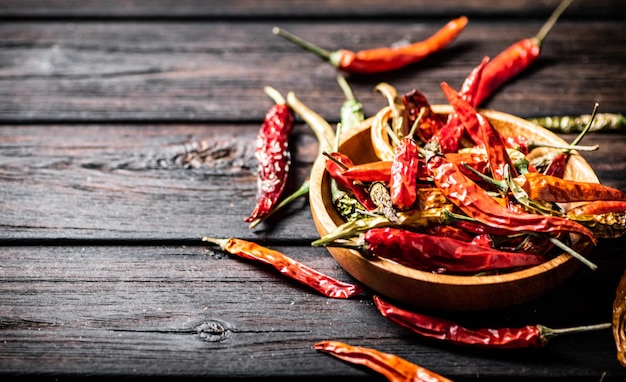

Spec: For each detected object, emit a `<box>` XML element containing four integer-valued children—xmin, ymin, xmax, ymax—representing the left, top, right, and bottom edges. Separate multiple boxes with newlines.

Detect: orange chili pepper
<box><xmin>514</xmin><ymin>172</ymin><xmax>626</xmax><ymax>203</ymax></box>
<box><xmin>314</xmin><ymin>340</ymin><xmax>452</xmax><ymax>382</ymax></box>
<box><xmin>273</xmin><ymin>16</ymin><xmax>468</xmax><ymax>74</ymax></box>
<box><xmin>202</xmin><ymin>237</ymin><xmax>364</xmax><ymax>299</ymax></box>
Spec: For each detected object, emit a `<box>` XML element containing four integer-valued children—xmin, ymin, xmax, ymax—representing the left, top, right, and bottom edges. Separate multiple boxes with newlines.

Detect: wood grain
<box><xmin>0</xmin><ymin>21</ymin><xmax>624</xmax><ymax>122</ymax></box>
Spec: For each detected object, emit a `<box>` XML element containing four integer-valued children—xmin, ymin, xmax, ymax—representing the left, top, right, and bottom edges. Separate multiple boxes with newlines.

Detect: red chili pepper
<box><xmin>389</xmin><ymin>136</ymin><xmax>421</xmax><ymax>210</ymax></box>
<box><xmin>314</xmin><ymin>340</ymin><xmax>452</xmax><ymax>382</ymax></box>
<box><xmin>343</xmin><ymin>160</ymin><xmax>393</xmax><ymax>183</ymax></box>
<box><xmin>362</xmin><ymin>227</ymin><xmax>544</xmax><ymax>273</ymax></box>
<box><xmin>325</xmin><ymin>152</ymin><xmax>377</xmax><ymax>211</ymax></box>
<box><xmin>202</xmin><ymin>237</ymin><xmax>364</xmax><ymax>299</ymax></box>
<box><xmin>273</xmin><ymin>17</ymin><xmax>468</xmax><ymax>74</ymax></box>
<box><xmin>474</xmin><ymin>0</ymin><xmax>574</xmax><ymax>106</ymax></box>
<box><xmin>442</xmin><ymin>82</ymin><xmax>520</xmax><ymax>182</ymax></box>
<box><xmin>543</xmin><ymin>152</ymin><xmax>568</xmax><ymax>178</ymax></box>
<box><xmin>402</xmin><ymin>89</ymin><xmax>445</xmax><ymax>143</ymax></box>
<box><xmin>244</xmin><ymin>87</ymin><xmax>294</xmax><ymax>224</ymax></box>
<box><xmin>514</xmin><ymin>172</ymin><xmax>626</xmax><ymax>203</ymax></box>
<box><xmin>426</xmin><ymin>154</ymin><xmax>598</xmax><ymax>245</ymax></box>
<box><xmin>373</xmin><ymin>295</ymin><xmax>610</xmax><ymax>349</ymax></box>
<box><xmin>428</xmin><ymin>57</ymin><xmax>489</xmax><ymax>153</ymax></box>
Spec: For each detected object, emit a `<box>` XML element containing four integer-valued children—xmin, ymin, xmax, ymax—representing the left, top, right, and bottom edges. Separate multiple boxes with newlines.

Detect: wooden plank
<box><xmin>1</xmin><ymin>124</ymin><xmax>625</xmax><ymax>241</ymax></box>
<box><xmin>0</xmin><ymin>0</ymin><xmax>622</xmax><ymax>19</ymax></box>
<box><xmin>1</xmin><ymin>243</ymin><xmax>625</xmax><ymax>379</ymax></box>
<box><xmin>0</xmin><ymin>21</ymin><xmax>624</xmax><ymax>122</ymax></box>
<box><xmin>0</xmin><ymin>123</ymin><xmax>319</xmax><ymax>240</ymax></box>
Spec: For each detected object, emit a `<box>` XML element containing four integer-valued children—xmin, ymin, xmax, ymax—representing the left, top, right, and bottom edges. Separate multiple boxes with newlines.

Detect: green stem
<box><xmin>533</xmin><ymin>0</ymin><xmax>575</xmax><ymax>45</ymax></box>
<box><xmin>249</xmin><ymin>180</ymin><xmax>311</xmax><ymax>229</ymax></box>
<box><xmin>263</xmin><ymin>86</ymin><xmax>285</xmax><ymax>105</ymax></box>
<box><xmin>548</xmin><ymin>236</ymin><xmax>597</xmax><ymax>271</ymax></box>
<box><xmin>540</xmin><ymin>322</ymin><xmax>611</xmax><ymax>343</ymax></box>
<box><xmin>272</xmin><ymin>27</ymin><xmax>333</xmax><ymax>61</ymax></box>
<box><xmin>570</xmin><ymin>102</ymin><xmax>599</xmax><ymax>147</ymax></box>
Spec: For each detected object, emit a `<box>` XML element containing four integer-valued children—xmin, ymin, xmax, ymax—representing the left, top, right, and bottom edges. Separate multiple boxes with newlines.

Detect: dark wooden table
<box><xmin>2</xmin><ymin>1</ymin><xmax>626</xmax><ymax>380</ymax></box>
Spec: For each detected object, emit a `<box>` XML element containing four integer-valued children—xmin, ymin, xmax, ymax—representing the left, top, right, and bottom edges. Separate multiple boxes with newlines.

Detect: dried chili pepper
<box><xmin>514</xmin><ymin>172</ymin><xmax>626</xmax><ymax>203</ymax></box>
<box><xmin>568</xmin><ymin>200</ymin><xmax>626</xmax><ymax>216</ymax></box>
<box><xmin>273</xmin><ymin>17</ymin><xmax>468</xmax><ymax>74</ymax></box>
<box><xmin>389</xmin><ymin>113</ymin><xmax>424</xmax><ymax>210</ymax></box>
<box><xmin>425</xmin><ymin>154</ymin><xmax>598</xmax><ymax>247</ymax></box>
<box><xmin>286</xmin><ymin>91</ymin><xmax>335</xmax><ymax>156</ymax></box>
<box><xmin>566</xmin><ymin>201</ymin><xmax>626</xmax><ymax>239</ymax></box>
<box><xmin>474</xmin><ymin>0</ymin><xmax>574</xmax><ymax>106</ymax></box>
<box><xmin>324</xmin><ymin>151</ymin><xmax>377</xmax><ymax>211</ymax></box>
<box><xmin>359</xmin><ymin>227</ymin><xmax>545</xmax><ymax>273</ymax></box>
<box><xmin>613</xmin><ymin>271</ymin><xmax>626</xmax><ymax>367</ymax></box>
<box><xmin>428</xmin><ymin>56</ymin><xmax>489</xmax><ymax>154</ymax></box>
<box><xmin>202</xmin><ymin>237</ymin><xmax>364</xmax><ymax>299</ymax></box>
<box><xmin>244</xmin><ymin>87</ymin><xmax>295</xmax><ymax>225</ymax></box>
<box><xmin>374</xmin><ymin>295</ymin><xmax>611</xmax><ymax>349</ymax></box>
<box><xmin>441</xmin><ymin>82</ymin><xmax>518</xmax><ymax>181</ymax></box>
<box><xmin>402</xmin><ymin>89</ymin><xmax>445</xmax><ymax>143</ymax></box>
<box><xmin>314</xmin><ymin>340</ymin><xmax>452</xmax><ymax>382</ymax></box>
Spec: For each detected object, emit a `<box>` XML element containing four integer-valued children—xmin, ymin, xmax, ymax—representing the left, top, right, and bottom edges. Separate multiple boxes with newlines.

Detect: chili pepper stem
<box><xmin>263</xmin><ymin>85</ymin><xmax>286</xmax><ymax>105</ymax></box>
<box><xmin>273</xmin><ymin>27</ymin><xmax>342</xmax><ymax>66</ymax></box>
<box><xmin>201</xmin><ymin>236</ymin><xmax>229</xmax><ymax>249</ymax></box>
<box><xmin>248</xmin><ymin>180</ymin><xmax>311</xmax><ymax>229</ymax></box>
<box><xmin>533</xmin><ymin>0</ymin><xmax>576</xmax><ymax>45</ymax></box>
<box><xmin>570</xmin><ymin>102</ymin><xmax>599</xmax><ymax>147</ymax></box>
<box><xmin>540</xmin><ymin>322</ymin><xmax>611</xmax><ymax>343</ymax></box>
<box><xmin>548</xmin><ymin>236</ymin><xmax>598</xmax><ymax>271</ymax></box>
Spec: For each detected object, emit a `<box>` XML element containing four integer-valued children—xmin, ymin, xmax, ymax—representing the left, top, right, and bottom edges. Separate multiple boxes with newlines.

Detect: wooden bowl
<box><xmin>309</xmin><ymin>105</ymin><xmax>598</xmax><ymax>312</ymax></box>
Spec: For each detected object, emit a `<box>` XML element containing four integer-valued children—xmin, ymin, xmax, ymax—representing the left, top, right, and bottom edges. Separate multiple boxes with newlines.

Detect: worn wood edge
<box><xmin>309</xmin><ymin>105</ymin><xmax>597</xmax><ymax>311</ymax></box>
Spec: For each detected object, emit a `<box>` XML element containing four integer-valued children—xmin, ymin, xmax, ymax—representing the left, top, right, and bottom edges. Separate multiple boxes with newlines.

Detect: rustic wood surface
<box><xmin>1</xmin><ymin>1</ymin><xmax>625</xmax><ymax>380</ymax></box>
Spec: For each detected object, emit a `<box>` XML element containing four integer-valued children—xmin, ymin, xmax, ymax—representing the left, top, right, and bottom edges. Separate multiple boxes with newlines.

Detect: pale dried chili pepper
<box><xmin>313</xmin><ymin>340</ymin><xmax>452</xmax><ymax>382</ymax></box>
<box><xmin>244</xmin><ymin>87</ymin><xmax>295</xmax><ymax>226</ymax></box>
<box><xmin>374</xmin><ymin>295</ymin><xmax>611</xmax><ymax>349</ymax></box>
<box><xmin>473</xmin><ymin>0</ymin><xmax>574</xmax><ymax>105</ymax></box>
<box><xmin>202</xmin><ymin>237</ymin><xmax>364</xmax><ymax>299</ymax></box>
<box><xmin>613</xmin><ymin>271</ymin><xmax>626</xmax><ymax>367</ymax></box>
<box><xmin>567</xmin><ymin>201</ymin><xmax>626</xmax><ymax>239</ymax></box>
<box><xmin>528</xmin><ymin>112</ymin><xmax>626</xmax><ymax>134</ymax></box>
<box><xmin>273</xmin><ymin>17</ymin><xmax>468</xmax><ymax>74</ymax></box>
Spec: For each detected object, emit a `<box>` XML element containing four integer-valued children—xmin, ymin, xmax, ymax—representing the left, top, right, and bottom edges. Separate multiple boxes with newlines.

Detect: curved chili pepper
<box><xmin>374</xmin><ymin>295</ymin><xmax>610</xmax><ymax>349</ymax></box>
<box><xmin>426</xmin><ymin>154</ymin><xmax>598</xmax><ymax>246</ymax></box>
<box><xmin>314</xmin><ymin>340</ymin><xmax>452</xmax><ymax>382</ymax></box>
<box><xmin>474</xmin><ymin>0</ymin><xmax>574</xmax><ymax>106</ymax></box>
<box><xmin>514</xmin><ymin>172</ymin><xmax>626</xmax><ymax>203</ymax></box>
<box><xmin>441</xmin><ymin>81</ymin><xmax>519</xmax><ymax>181</ymax></box>
<box><xmin>428</xmin><ymin>56</ymin><xmax>489</xmax><ymax>153</ymax></box>
<box><xmin>202</xmin><ymin>237</ymin><xmax>364</xmax><ymax>299</ymax></box>
<box><xmin>566</xmin><ymin>201</ymin><xmax>626</xmax><ymax>239</ymax></box>
<box><xmin>343</xmin><ymin>160</ymin><xmax>393</xmax><ymax>183</ymax></box>
<box><xmin>273</xmin><ymin>17</ymin><xmax>468</xmax><ymax>74</ymax></box>
<box><xmin>244</xmin><ymin>87</ymin><xmax>295</xmax><ymax>224</ymax></box>
<box><xmin>362</xmin><ymin>227</ymin><xmax>544</xmax><ymax>273</ymax></box>
<box><xmin>324</xmin><ymin>152</ymin><xmax>377</xmax><ymax>211</ymax></box>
